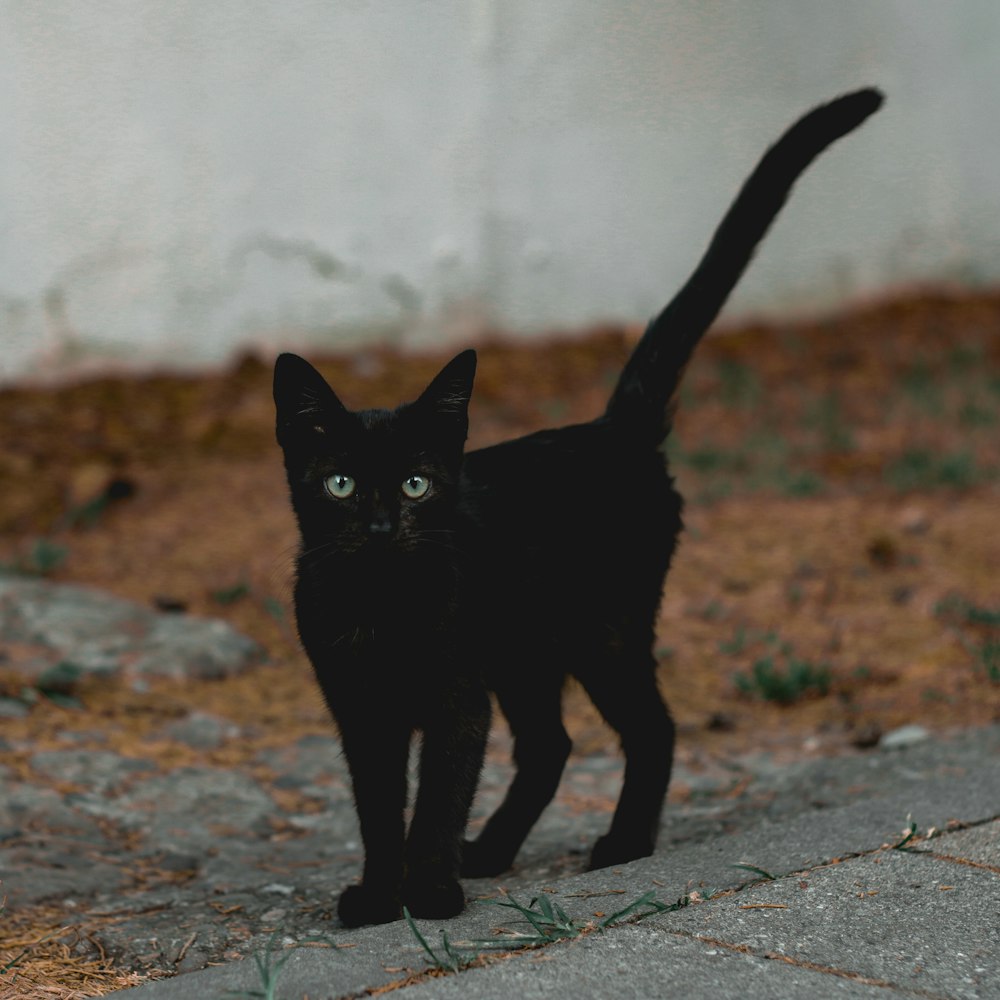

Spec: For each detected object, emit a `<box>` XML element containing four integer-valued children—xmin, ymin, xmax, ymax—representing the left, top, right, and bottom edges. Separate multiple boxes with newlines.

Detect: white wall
<box><xmin>1</xmin><ymin>1</ymin><xmax>997</xmax><ymax>381</ymax></box>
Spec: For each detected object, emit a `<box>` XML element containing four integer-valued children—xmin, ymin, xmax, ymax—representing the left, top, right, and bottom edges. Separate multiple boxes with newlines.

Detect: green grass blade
<box><xmin>535</xmin><ymin>894</ymin><xmax>557</xmax><ymax>925</ymax></box>
<box><xmin>732</xmin><ymin>862</ymin><xmax>777</xmax><ymax>880</ymax></box>
<box><xmin>487</xmin><ymin>896</ymin><xmax>551</xmax><ymax>937</ymax></box>
<box><xmin>890</xmin><ymin>819</ymin><xmax>920</xmax><ymax>851</ymax></box>
<box><xmin>403</xmin><ymin>907</ymin><xmax>444</xmax><ymax>969</ymax></box>
<box><xmin>598</xmin><ymin>890</ymin><xmax>660</xmax><ymax>928</ymax></box>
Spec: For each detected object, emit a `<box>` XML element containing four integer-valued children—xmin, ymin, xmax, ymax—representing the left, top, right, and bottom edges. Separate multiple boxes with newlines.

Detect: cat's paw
<box><xmin>587</xmin><ymin>832</ymin><xmax>655</xmax><ymax>871</ymax></box>
<box><xmin>460</xmin><ymin>838</ymin><xmax>515</xmax><ymax>878</ymax></box>
<box><xmin>337</xmin><ymin>883</ymin><xmax>402</xmax><ymax>928</ymax></box>
<box><xmin>402</xmin><ymin>876</ymin><xmax>466</xmax><ymax>919</ymax></box>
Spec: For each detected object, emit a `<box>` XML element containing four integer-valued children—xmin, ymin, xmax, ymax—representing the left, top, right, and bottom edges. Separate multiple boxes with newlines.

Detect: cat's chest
<box><xmin>300</xmin><ymin>603</ymin><xmax>468</xmax><ymax>714</ymax></box>
<box><xmin>294</xmin><ymin>556</ymin><xmax>460</xmax><ymax>651</ymax></box>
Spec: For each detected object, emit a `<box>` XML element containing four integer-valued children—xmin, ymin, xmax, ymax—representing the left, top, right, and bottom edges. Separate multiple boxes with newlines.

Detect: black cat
<box><xmin>273</xmin><ymin>88</ymin><xmax>883</xmax><ymax>928</ymax></box>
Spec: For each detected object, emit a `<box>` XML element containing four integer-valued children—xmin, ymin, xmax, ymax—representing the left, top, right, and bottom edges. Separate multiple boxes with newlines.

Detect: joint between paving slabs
<box><xmin>659</xmin><ymin>932</ymin><xmax>951</xmax><ymax>999</ymax></box>
<box><xmin>723</xmin><ymin>811</ymin><xmax>1000</xmax><ymax>889</ymax></box>
<box><xmin>334</xmin><ymin>944</ymin><xmax>533</xmax><ymax>1000</ymax></box>
<box><xmin>920</xmin><ymin>850</ymin><xmax>1000</xmax><ymax>875</ymax></box>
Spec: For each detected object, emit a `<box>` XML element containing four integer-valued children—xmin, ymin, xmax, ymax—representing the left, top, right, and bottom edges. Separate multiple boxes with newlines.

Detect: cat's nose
<box><xmin>368</xmin><ymin>518</ymin><xmax>393</xmax><ymax>535</ymax></box>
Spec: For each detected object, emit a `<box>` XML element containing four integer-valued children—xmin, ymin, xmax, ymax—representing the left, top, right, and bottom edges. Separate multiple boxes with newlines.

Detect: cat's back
<box><xmin>457</xmin><ymin>417</ymin><xmax>682</xmax><ymax>622</ymax></box>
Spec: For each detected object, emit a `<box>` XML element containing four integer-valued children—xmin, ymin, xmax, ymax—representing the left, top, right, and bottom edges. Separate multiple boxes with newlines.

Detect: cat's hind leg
<box><xmin>461</xmin><ymin>674</ymin><xmax>570</xmax><ymax>877</ymax></box>
<box><xmin>576</xmin><ymin>650</ymin><xmax>675</xmax><ymax>870</ymax></box>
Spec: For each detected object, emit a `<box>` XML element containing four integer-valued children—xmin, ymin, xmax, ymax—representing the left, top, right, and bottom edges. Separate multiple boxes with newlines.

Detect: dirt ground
<box><xmin>1</xmin><ymin>289</ymin><xmax>999</xmax><ymax>998</ymax></box>
<box><xmin>1</xmin><ymin>288</ymin><xmax>999</xmax><ymax>772</ymax></box>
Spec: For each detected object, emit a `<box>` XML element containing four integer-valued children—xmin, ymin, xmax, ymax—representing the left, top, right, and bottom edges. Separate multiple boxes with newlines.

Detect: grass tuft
<box><xmin>935</xmin><ymin>593</ymin><xmax>1000</xmax><ymax>682</ymax></box>
<box><xmin>224</xmin><ymin>930</ymin><xmax>333</xmax><ymax>1000</ymax></box>
<box><xmin>263</xmin><ymin>597</ymin><xmax>286</xmax><ymax>622</ymax></box>
<box><xmin>935</xmin><ymin>594</ymin><xmax>1000</xmax><ymax>629</ymax></box>
<box><xmin>733</xmin><ymin>655</ymin><xmax>831</xmax><ymax>705</ymax></box>
<box><xmin>963</xmin><ymin>636</ymin><xmax>1000</xmax><ymax>684</ymax></box>
<box><xmin>0</xmin><ymin>538</ymin><xmax>69</xmax><ymax>577</ymax></box>
<box><xmin>403</xmin><ymin>907</ymin><xmax>471</xmax><ymax>973</ymax></box>
<box><xmin>887</xmin><ymin>816</ymin><xmax>937</xmax><ymax>853</ymax></box>
<box><xmin>805</xmin><ymin>392</ymin><xmax>855</xmax><ymax>452</ymax></box>
<box><xmin>211</xmin><ymin>581</ymin><xmax>252</xmax><ymax>606</ymax></box>
<box><xmin>472</xmin><ymin>888</ymin><xmax>709</xmax><ymax>952</ymax></box>
<box><xmin>719</xmin><ymin>627</ymin><xmax>779</xmax><ymax>657</ymax></box>
<box><xmin>885</xmin><ymin>449</ymin><xmax>981</xmax><ymax>491</ymax></box>
<box><xmin>716</xmin><ymin>358</ymin><xmax>761</xmax><ymax>407</ymax></box>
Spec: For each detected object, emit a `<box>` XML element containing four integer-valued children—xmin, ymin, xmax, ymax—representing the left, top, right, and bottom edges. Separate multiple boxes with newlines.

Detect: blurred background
<box><xmin>1</xmin><ymin>0</ymin><xmax>999</xmax><ymax>378</ymax></box>
<box><xmin>1</xmin><ymin>3</ymin><xmax>999</xmax><ymax>990</ymax></box>
<box><xmin>1</xmin><ymin>0</ymin><xmax>998</xmax><ymax>773</ymax></box>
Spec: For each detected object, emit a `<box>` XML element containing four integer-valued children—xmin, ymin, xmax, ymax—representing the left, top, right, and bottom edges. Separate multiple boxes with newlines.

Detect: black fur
<box><xmin>273</xmin><ymin>88</ymin><xmax>883</xmax><ymax>928</ymax></box>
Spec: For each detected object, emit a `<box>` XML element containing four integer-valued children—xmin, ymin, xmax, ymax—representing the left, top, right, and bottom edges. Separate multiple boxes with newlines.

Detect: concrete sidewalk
<box><xmin>111</xmin><ymin>733</ymin><xmax>1000</xmax><ymax>1000</ymax></box>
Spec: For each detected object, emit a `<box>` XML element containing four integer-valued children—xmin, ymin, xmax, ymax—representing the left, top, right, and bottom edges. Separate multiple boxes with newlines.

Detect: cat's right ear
<box><xmin>273</xmin><ymin>353</ymin><xmax>347</xmax><ymax>445</ymax></box>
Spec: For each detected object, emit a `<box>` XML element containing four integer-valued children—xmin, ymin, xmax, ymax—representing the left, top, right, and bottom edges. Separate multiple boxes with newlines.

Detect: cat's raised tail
<box><xmin>604</xmin><ymin>87</ymin><xmax>883</xmax><ymax>444</ymax></box>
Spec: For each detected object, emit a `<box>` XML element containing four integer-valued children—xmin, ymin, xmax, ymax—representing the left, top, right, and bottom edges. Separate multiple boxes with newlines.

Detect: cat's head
<box><xmin>273</xmin><ymin>350</ymin><xmax>476</xmax><ymax>556</ymax></box>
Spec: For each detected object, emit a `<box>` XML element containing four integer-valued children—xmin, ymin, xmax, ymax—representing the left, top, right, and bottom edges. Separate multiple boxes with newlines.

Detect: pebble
<box><xmin>897</xmin><ymin>506</ymin><xmax>930</xmax><ymax>534</ymax></box>
<box><xmin>879</xmin><ymin>724</ymin><xmax>931</xmax><ymax>749</ymax></box>
<box><xmin>262</xmin><ymin>883</ymin><xmax>295</xmax><ymax>896</ymax></box>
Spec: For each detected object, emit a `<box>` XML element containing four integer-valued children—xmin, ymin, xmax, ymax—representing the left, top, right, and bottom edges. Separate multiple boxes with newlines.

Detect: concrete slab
<box><xmin>108</xmin><ymin>765</ymin><xmax>1000</xmax><ymax>999</ymax></box>
<box><xmin>649</xmin><ymin>840</ymin><xmax>1000</xmax><ymax>1000</ymax></box>
<box><xmin>929</xmin><ymin>822</ymin><xmax>1000</xmax><ymax>868</ymax></box>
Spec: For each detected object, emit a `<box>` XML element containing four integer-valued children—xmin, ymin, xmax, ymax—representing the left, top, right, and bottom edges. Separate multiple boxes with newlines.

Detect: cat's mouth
<box><xmin>363</xmin><ymin>536</ymin><xmax>396</xmax><ymax>553</ymax></box>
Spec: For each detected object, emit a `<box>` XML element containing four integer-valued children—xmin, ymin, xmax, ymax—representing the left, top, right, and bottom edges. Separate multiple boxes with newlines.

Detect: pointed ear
<box><xmin>416</xmin><ymin>349</ymin><xmax>477</xmax><ymax>419</ymax></box>
<box><xmin>273</xmin><ymin>353</ymin><xmax>346</xmax><ymax>443</ymax></box>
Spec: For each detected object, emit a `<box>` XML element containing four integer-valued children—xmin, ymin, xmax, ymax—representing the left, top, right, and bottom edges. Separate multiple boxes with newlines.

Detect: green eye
<box><xmin>401</xmin><ymin>475</ymin><xmax>430</xmax><ymax>499</ymax></box>
<box><xmin>325</xmin><ymin>473</ymin><xmax>356</xmax><ymax>499</ymax></box>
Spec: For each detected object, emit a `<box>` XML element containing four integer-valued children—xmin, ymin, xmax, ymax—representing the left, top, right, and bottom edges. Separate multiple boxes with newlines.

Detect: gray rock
<box><xmin>0</xmin><ymin>844</ymin><xmax>130</xmax><ymax>905</ymax></box>
<box><xmin>0</xmin><ymin>576</ymin><xmax>263</xmax><ymax>684</ymax></box>
<box><xmin>162</xmin><ymin>711</ymin><xmax>240</xmax><ymax>749</ymax></box>
<box><xmin>30</xmin><ymin>749</ymin><xmax>156</xmax><ymax>792</ymax></box>
<box><xmin>134</xmin><ymin>614</ymin><xmax>262</xmax><ymax>680</ymax></box>
<box><xmin>112</xmin><ymin>767</ymin><xmax>278</xmax><ymax>851</ymax></box>
<box><xmin>57</xmin><ymin>729</ymin><xmax>109</xmax><ymax>745</ymax></box>
<box><xmin>0</xmin><ymin>697</ymin><xmax>29</xmax><ymax>719</ymax></box>
<box><xmin>0</xmin><ymin>779</ymin><xmax>94</xmax><ymax>834</ymax></box>
<box><xmin>255</xmin><ymin>734</ymin><xmax>343</xmax><ymax>783</ymax></box>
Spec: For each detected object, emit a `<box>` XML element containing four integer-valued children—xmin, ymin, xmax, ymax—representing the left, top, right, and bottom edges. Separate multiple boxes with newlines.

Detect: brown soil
<box><xmin>1</xmin><ymin>289</ymin><xmax>999</xmax><ymax>767</ymax></box>
<box><xmin>2</xmin><ymin>289</ymin><xmax>999</xmax><ymax>998</ymax></box>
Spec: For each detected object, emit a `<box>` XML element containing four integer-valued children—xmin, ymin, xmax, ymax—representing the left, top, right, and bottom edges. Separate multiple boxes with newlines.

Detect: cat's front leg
<box><xmin>404</xmin><ymin>682</ymin><xmax>490</xmax><ymax>919</ymax></box>
<box><xmin>336</xmin><ymin>717</ymin><xmax>411</xmax><ymax>927</ymax></box>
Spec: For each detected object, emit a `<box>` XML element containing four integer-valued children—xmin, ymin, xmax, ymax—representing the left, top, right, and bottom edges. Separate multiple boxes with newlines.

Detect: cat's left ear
<box><xmin>415</xmin><ymin>349</ymin><xmax>477</xmax><ymax>431</ymax></box>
